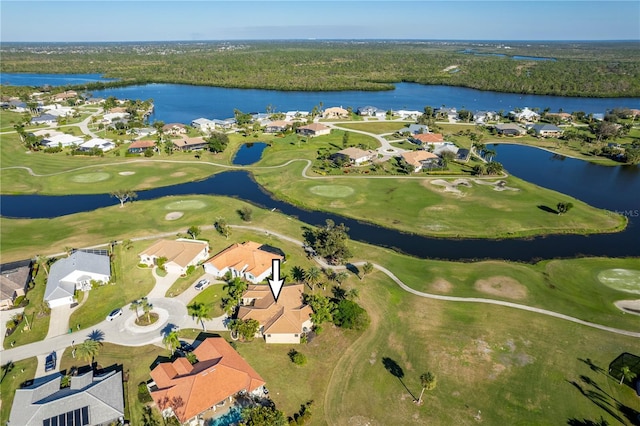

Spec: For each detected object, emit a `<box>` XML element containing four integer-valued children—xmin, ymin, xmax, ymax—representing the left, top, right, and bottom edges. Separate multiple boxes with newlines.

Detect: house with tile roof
<box><xmin>322</xmin><ymin>106</ymin><xmax>349</xmax><ymax>119</ymax></box>
<box><xmin>296</xmin><ymin>123</ymin><xmax>330</xmax><ymax>137</ymax></box>
<box><xmin>162</xmin><ymin>123</ymin><xmax>188</xmax><ymax>135</ymax></box>
<box><xmin>9</xmin><ymin>369</ymin><xmax>124</xmax><ymax>426</ymax></box>
<box><xmin>410</xmin><ymin>133</ymin><xmax>445</xmax><ymax>145</ymax></box>
<box><xmin>128</xmin><ymin>139</ymin><xmax>156</xmax><ymax>154</ymax></box>
<box><xmin>45</xmin><ymin>251</ymin><xmax>111</xmax><ymax>308</ymax></box>
<box><xmin>238</xmin><ymin>284</ymin><xmax>313</xmax><ymax>344</ymax></box>
<box><xmin>332</xmin><ymin>147</ymin><xmax>377</xmax><ymax>165</ymax></box>
<box><xmin>264</xmin><ymin>120</ymin><xmax>292</xmax><ymax>133</ymax></box>
<box><xmin>203</xmin><ymin>241</ymin><xmax>284</xmax><ymax>284</ymax></box>
<box><xmin>400</xmin><ymin>150</ymin><xmax>439</xmax><ymax>172</ymax></box>
<box><xmin>139</xmin><ymin>239</ymin><xmax>209</xmax><ymax>275</ymax></box>
<box><xmin>149</xmin><ymin>337</ymin><xmax>266</xmax><ymax>425</ymax></box>
<box><xmin>0</xmin><ymin>259</ymin><xmax>32</xmax><ymax>310</ymax></box>
<box><xmin>173</xmin><ymin>137</ymin><xmax>208</xmax><ymax>151</ymax></box>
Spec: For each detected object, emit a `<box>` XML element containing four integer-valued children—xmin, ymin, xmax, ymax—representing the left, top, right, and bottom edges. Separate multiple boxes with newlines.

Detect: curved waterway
<box><xmin>2</xmin><ymin>145</ymin><xmax>639</xmax><ymax>261</ymax></box>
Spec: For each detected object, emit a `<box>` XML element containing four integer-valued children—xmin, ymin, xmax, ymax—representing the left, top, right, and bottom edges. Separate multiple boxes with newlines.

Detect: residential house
<box><xmin>42</xmin><ymin>104</ymin><xmax>75</xmax><ymax>117</ymax></box>
<box><xmin>79</xmin><ymin>138</ymin><xmax>115</xmax><ymax>152</ymax></box>
<box><xmin>456</xmin><ymin>148</ymin><xmax>471</xmax><ymax>162</ymax></box>
<box><xmin>332</xmin><ymin>147</ymin><xmax>377</xmax><ymax>165</ymax></box>
<box><xmin>545</xmin><ymin>112</ymin><xmax>573</xmax><ymax>123</ymax></box>
<box><xmin>322</xmin><ymin>106</ymin><xmax>349</xmax><ymax>119</ymax></box>
<box><xmin>149</xmin><ymin>337</ymin><xmax>266</xmax><ymax>425</ymax></box>
<box><xmin>131</xmin><ymin>127</ymin><xmax>157</xmax><ymax>137</ymax></box>
<box><xmin>495</xmin><ymin>123</ymin><xmax>526</xmax><ymax>136</ymax></box>
<box><xmin>162</xmin><ymin>123</ymin><xmax>188</xmax><ymax>135</ymax></box>
<box><xmin>400</xmin><ymin>150</ymin><xmax>439</xmax><ymax>172</ymax></box>
<box><xmin>32</xmin><ymin>129</ymin><xmax>63</xmax><ymax>138</ymax></box>
<box><xmin>173</xmin><ymin>137</ymin><xmax>208</xmax><ymax>151</ymax></box>
<box><xmin>394</xmin><ymin>109</ymin><xmax>422</xmax><ymax>120</ymax></box>
<box><xmin>44</xmin><ymin>251</ymin><xmax>111</xmax><ymax>308</ymax></box>
<box><xmin>41</xmin><ymin>134</ymin><xmax>84</xmax><ymax>148</ymax></box>
<box><xmin>191</xmin><ymin>118</ymin><xmax>216</xmax><ymax>132</ymax></box>
<box><xmin>128</xmin><ymin>140</ymin><xmax>156</xmax><ymax>154</ymax></box>
<box><xmin>251</xmin><ymin>113</ymin><xmax>271</xmax><ymax>125</ymax></box>
<box><xmin>203</xmin><ymin>241</ymin><xmax>284</xmax><ymax>284</ymax></box>
<box><xmin>30</xmin><ymin>114</ymin><xmax>58</xmax><ymax>125</ymax></box>
<box><xmin>436</xmin><ymin>107</ymin><xmax>458</xmax><ymax>121</ymax></box>
<box><xmin>400</xmin><ymin>124</ymin><xmax>429</xmax><ymax>135</ymax></box>
<box><xmin>210</xmin><ymin>118</ymin><xmax>236</xmax><ymax>129</ymax></box>
<box><xmin>83</xmin><ymin>97</ymin><xmax>105</xmax><ymax>105</ymax></box>
<box><xmin>410</xmin><ymin>133</ymin><xmax>445</xmax><ymax>146</ymax></box>
<box><xmin>102</xmin><ymin>112</ymin><xmax>130</xmax><ymax>124</ymax></box>
<box><xmin>2</xmin><ymin>100</ymin><xmax>29</xmax><ymax>112</ymax></box>
<box><xmin>473</xmin><ymin>110</ymin><xmax>499</xmax><ymax>124</ymax></box>
<box><xmin>531</xmin><ymin>123</ymin><xmax>564</xmax><ymax>138</ymax></box>
<box><xmin>139</xmin><ymin>239</ymin><xmax>209</xmax><ymax>275</ymax></box>
<box><xmin>296</xmin><ymin>123</ymin><xmax>330</xmax><ymax>137</ymax></box>
<box><xmin>52</xmin><ymin>90</ymin><xmax>78</xmax><ymax>101</ymax></box>
<box><xmin>433</xmin><ymin>142</ymin><xmax>460</xmax><ymax>157</ymax></box>
<box><xmin>285</xmin><ymin>110</ymin><xmax>309</xmax><ymax>121</ymax></box>
<box><xmin>238</xmin><ymin>284</ymin><xmax>313</xmax><ymax>344</ymax></box>
<box><xmin>264</xmin><ymin>120</ymin><xmax>292</xmax><ymax>133</ymax></box>
<box><xmin>0</xmin><ymin>259</ymin><xmax>32</xmax><ymax>310</ymax></box>
<box><xmin>356</xmin><ymin>106</ymin><xmax>382</xmax><ymax>117</ymax></box>
<box><xmin>509</xmin><ymin>107</ymin><xmax>540</xmax><ymax>123</ymax></box>
<box><xmin>9</xmin><ymin>369</ymin><xmax>124</xmax><ymax>426</ymax></box>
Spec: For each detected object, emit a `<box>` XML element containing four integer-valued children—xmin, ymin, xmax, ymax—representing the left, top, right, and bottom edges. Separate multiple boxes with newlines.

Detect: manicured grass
<box><xmin>0</xmin><ymin>357</ymin><xmax>38</xmax><ymax>425</ymax></box>
<box><xmin>58</xmin><ymin>343</ymin><xmax>167</xmax><ymax>425</ymax></box>
<box><xmin>69</xmin><ymin>242</ymin><xmax>155</xmax><ymax>330</ymax></box>
<box><xmin>188</xmin><ymin>284</ymin><xmax>226</xmax><ymax>318</ymax></box>
<box><xmin>165</xmin><ymin>269</ymin><xmax>204</xmax><ymax>298</ymax></box>
<box><xmin>3</xmin><ymin>268</ymin><xmax>50</xmax><ymax>349</ymax></box>
<box><xmin>335</xmin><ymin>121</ymin><xmax>409</xmax><ymax>134</ymax></box>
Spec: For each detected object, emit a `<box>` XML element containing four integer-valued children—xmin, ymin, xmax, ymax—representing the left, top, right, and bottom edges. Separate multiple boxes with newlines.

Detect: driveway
<box><xmin>174</xmin><ymin>273</ymin><xmax>220</xmax><ymax>305</ymax></box>
<box><xmin>45</xmin><ymin>305</ymin><xmax>75</xmax><ymax>339</ymax></box>
<box><xmin>146</xmin><ymin>270</ymin><xmax>181</xmax><ymax>298</ymax></box>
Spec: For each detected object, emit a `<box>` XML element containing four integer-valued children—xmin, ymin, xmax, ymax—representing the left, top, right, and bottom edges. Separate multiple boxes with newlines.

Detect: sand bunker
<box><xmin>614</xmin><ymin>299</ymin><xmax>640</xmax><ymax>316</ymax></box>
<box><xmin>118</xmin><ymin>171</ymin><xmax>135</xmax><ymax>176</ymax></box>
<box><xmin>475</xmin><ymin>276</ymin><xmax>528</xmax><ymax>300</ymax></box>
<box><xmin>473</xmin><ymin>179</ymin><xmax>519</xmax><ymax>192</ymax></box>
<box><xmin>164</xmin><ymin>200</ymin><xmax>207</xmax><ymax>210</ymax></box>
<box><xmin>430</xmin><ymin>278</ymin><xmax>453</xmax><ymax>293</ymax></box>
<box><xmin>309</xmin><ymin>185</ymin><xmax>355</xmax><ymax>198</ymax></box>
<box><xmin>171</xmin><ymin>171</ymin><xmax>187</xmax><ymax>177</ymax></box>
<box><xmin>70</xmin><ymin>172</ymin><xmax>110</xmax><ymax>183</ymax></box>
<box><xmin>430</xmin><ymin>179</ymin><xmax>471</xmax><ymax>194</ymax></box>
<box><xmin>165</xmin><ymin>211</ymin><xmax>184</xmax><ymax>220</ymax></box>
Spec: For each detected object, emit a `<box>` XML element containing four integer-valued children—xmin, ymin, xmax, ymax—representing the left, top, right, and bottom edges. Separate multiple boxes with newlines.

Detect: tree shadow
<box><xmin>346</xmin><ymin>263</ymin><xmax>360</xmax><ymax>277</ymax></box>
<box><xmin>566</xmin><ymin>380</ymin><xmax>626</xmax><ymax>424</ymax></box>
<box><xmin>537</xmin><ymin>205</ymin><xmax>558</xmax><ymax>214</ymax></box>
<box><xmin>578</xmin><ymin>358</ymin><xmax>606</xmax><ymax>375</ymax></box>
<box><xmin>567</xmin><ymin>417</ymin><xmax>609</xmax><ymax>426</ymax></box>
<box><xmin>382</xmin><ymin>357</ymin><xmax>417</xmax><ymax>401</ymax></box>
<box><xmin>160</xmin><ymin>323</ymin><xmax>180</xmax><ymax>337</ymax></box>
<box><xmin>87</xmin><ymin>329</ymin><xmax>105</xmax><ymax>343</ymax></box>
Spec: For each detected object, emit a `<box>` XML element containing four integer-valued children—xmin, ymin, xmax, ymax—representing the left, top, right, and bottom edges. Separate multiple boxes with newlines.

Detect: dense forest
<box><xmin>2</xmin><ymin>40</ymin><xmax>640</xmax><ymax>97</ymax></box>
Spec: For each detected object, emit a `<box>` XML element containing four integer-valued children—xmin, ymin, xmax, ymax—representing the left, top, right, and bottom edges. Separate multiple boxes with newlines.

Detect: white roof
<box><xmin>42</xmin><ymin>134</ymin><xmax>84</xmax><ymax>147</ymax></box>
<box><xmin>103</xmin><ymin>112</ymin><xmax>130</xmax><ymax>122</ymax></box>
<box><xmin>80</xmin><ymin>138</ymin><xmax>115</xmax><ymax>151</ymax></box>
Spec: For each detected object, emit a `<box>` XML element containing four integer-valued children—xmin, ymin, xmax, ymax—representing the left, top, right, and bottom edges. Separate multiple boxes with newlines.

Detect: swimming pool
<box><xmin>206</xmin><ymin>406</ymin><xmax>242</xmax><ymax>426</ymax></box>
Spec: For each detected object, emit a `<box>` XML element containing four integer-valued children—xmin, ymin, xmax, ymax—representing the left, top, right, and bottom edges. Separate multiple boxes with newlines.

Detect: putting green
<box><xmin>597</xmin><ymin>269</ymin><xmax>640</xmax><ymax>294</ymax></box>
<box><xmin>164</xmin><ymin>200</ymin><xmax>207</xmax><ymax>210</ymax></box>
<box><xmin>309</xmin><ymin>185</ymin><xmax>355</xmax><ymax>198</ymax></box>
<box><xmin>70</xmin><ymin>172</ymin><xmax>111</xmax><ymax>183</ymax></box>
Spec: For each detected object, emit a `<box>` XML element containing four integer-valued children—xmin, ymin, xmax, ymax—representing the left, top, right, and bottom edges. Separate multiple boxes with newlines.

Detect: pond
<box><xmin>232</xmin><ymin>143</ymin><xmax>268</xmax><ymax>166</ymax></box>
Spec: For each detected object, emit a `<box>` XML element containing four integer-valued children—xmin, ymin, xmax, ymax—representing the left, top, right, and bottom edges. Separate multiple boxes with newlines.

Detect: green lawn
<box><xmin>188</xmin><ymin>284</ymin><xmax>226</xmax><ymax>319</ymax></box>
<box><xmin>0</xmin><ymin>357</ymin><xmax>38</xmax><ymax>425</ymax></box>
<box><xmin>334</xmin><ymin>121</ymin><xmax>409</xmax><ymax>134</ymax></box>
<box><xmin>58</xmin><ymin>343</ymin><xmax>167</xmax><ymax>425</ymax></box>
<box><xmin>3</xmin><ymin>267</ymin><xmax>50</xmax><ymax>349</ymax></box>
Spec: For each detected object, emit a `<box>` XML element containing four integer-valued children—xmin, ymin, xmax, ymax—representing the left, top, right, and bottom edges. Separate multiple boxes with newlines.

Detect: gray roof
<box><xmin>31</xmin><ymin>114</ymin><xmax>58</xmax><ymax>123</ymax></box>
<box><xmin>44</xmin><ymin>252</ymin><xmax>110</xmax><ymax>302</ymax></box>
<box><xmin>9</xmin><ymin>370</ymin><xmax>124</xmax><ymax>426</ymax></box>
<box><xmin>433</xmin><ymin>144</ymin><xmax>459</xmax><ymax>156</ymax></box>
<box><xmin>495</xmin><ymin>123</ymin><xmax>525</xmax><ymax>132</ymax></box>
<box><xmin>401</xmin><ymin>124</ymin><xmax>429</xmax><ymax>134</ymax></box>
<box><xmin>0</xmin><ymin>260</ymin><xmax>32</xmax><ymax>301</ymax></box>
<box><xmin>532</xmin><ymin>123</ymin><xmax>562</xmax><ymax>132</ymax></box>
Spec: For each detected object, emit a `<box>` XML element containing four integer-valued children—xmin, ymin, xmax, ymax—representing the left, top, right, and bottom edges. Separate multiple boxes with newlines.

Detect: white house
<box><xmin>203</xmin><ymin>241</ymin><xmax>284</xmax><ymax>284</ymax></box>
<box><xmin>510</xmin><ymin>107</ymin><xmax>540</xmax><ymax>123</ymax></box>
<box><xmin>102</xmin><ymin>112</ymin><xmax>130</xmax><ymax>124</ymax></box>
<box><xmin>191</xmin><ymin>118</ymin><xmax>216</xmax><ymax>132</ymax></box>
<box><xmin>333</xmin><ymin>147</ymin><xmax>377</xmax><ymax>165</ymax></box>
<box><xmin>139</xmin><ymin>239</ymin><xmax>209</xmax><ymax>275</ymax></box>
<box><xmin>30</xmin><ymin>114</ymin><xmax>58</xmax><ymax>125</ymax></box>
<box><xmin>44</xmin><ymin>251</ymin><xmax>111</xmax><ymax>308</ymax></box>
<box><xmin>79</xmin><ymin>138</ymin><xmax>116</xmax><ymax>152</ymax></box>
<box><xmin>42</xmin><ymin>104</ymin><xmax>75</xmax><ymax>117</ymax></box>
<box><xmin>394</xmin><ymin>109</ymin><xmax>422</xmax><ymax>120</ymax></box>
<box><xmin>41</xmin><ymin>134</ymin><xmax>84</xmax><ymax>148</ymax></box>
<box><xmin>285</xmin><ymin>111</ymin><xmax>309</xmax><ymax>121</ymax></box>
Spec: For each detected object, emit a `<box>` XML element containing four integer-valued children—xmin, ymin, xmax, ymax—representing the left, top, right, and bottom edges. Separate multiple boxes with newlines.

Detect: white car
<box><xmin>106</xmin><ymin>308</ymin><xmax>123</xmax><ymax>321</ymax></box>
<box><xmin>195</xmin><ymin>279</ymin><xmax>210</xmax><ymax>291</ymax></box>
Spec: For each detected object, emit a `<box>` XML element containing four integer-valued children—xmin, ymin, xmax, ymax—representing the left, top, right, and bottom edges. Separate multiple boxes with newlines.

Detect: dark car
<box><xmin>45</xmin><ymin>352</ymin><xmax>57</xmax><ymax>372</ymax></box>
<box><xmin>178</xmin><ymin>340</ymin><xmax>193</xmax><ymax>352</ymax></box>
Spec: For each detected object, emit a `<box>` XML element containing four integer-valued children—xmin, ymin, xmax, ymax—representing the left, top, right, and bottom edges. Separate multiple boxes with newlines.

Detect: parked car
<box><xmin>195</xmin><ymin>279</ymin><xmax>210</xmax><ymax>291</ymax></box>
<box><xmin>45</xmin><ymin>352</ymin><xmax>57</xmax><ymax>372</ymax></box>
<box><xmin>179</xmin><ymin>340</ymin><xmax>193</xmax><ymax>352</ymax></box>
<box><xmin>106</xmin><ymin>308</ymin><xmax>123</xmax><ymax>321</ymax></box>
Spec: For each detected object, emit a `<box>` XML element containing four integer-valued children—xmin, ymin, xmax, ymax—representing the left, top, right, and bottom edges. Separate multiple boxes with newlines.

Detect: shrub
<box><xmin>186</xmin><ymin>265</ymin><xmax>196</xmax><ymax>276</ymax></box>
<box><xmin>137</xmin><ymin>382</ymin><xmax>153</xmax><ymax>403</ymax></box>
<box><xmin>288</xmin><ymin>349</ymin><xmax>307</xmax><ymax>366</ymax></box>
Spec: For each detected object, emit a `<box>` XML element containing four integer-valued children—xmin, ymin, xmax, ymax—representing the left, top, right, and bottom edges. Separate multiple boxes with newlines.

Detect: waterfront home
<box><xmin>102</xmin><ymin>112</ymin><xmax>130</xmax><ymax>124</ymax></box>
<box><xmin>410</xmin><ymin>133</ymin><xmax>445</xmax><ymax>145</ymax></box>
<box><xmin>264</xmin><ymin>120</ymin><xmax>292</xmax><ymax>133</ymax></box>
<box><xmin>139</xmin><ymin>239</ymin><xmax>209</xmax><ymax>275</ymax></box>
<box><xmin>531</xmin><ymin>123</ymin><xmax>564</xmax><ymax>138</ymax></box>
<box><xmin>131</xmin><ymin>127</ymin><xmax>157</xmax><ymax>137</ymax></box>
<box><xmin>149</xmin><ymin>337</ymin><xmax>266</xmax><ymax>425</ymax></box>
<box><xmin>544</xmin><ymin>112</ymin><xmax>573</xmax><ymax>122</ymax></box>
<box><xmin>41</xmin><ymin>134</ymin><xmax>84</xmax><ymax>148</ymax></box>
<box><xmin>211</xmin><ymin>118</ymin><xmax>236</xmax><ymax>129</ymax></box>
<box><xmin>30</xmin><ymin>114</ymin><xmax>58</xmax><ymax>125</ymax></box>
<box><xmin>296</xmin><ymin>123</ymin><xmax>330</xmax><ymax>137</ymax></box>
<box><xmin>162</xmin><ymin>123</ymin><xmax>188</xmax><ymax>135</ymax></box>
<box><xmin>9</xmin><ymin>369</ymin><xmax>124</xmax><ymax>426</ymax></box>
<box><xmin>473</xmin><ymin>110</ymin><xmax>499</xmax><ymax>124</ymax></box>
<box><xmin>332</xmin><ymin>147</ymin><xmax>377</xmax><ymax>165</ymax></box>
<box><xmin>322</xmin><ymin>106</ymin><xmax>349</xmax><ymax>119</ymax></box>
<box><xmin>44</xmin><ymin>251</ymin><xmax>111</xmax><ymax>308</ymax></box>
<box><xmin>400</xmin><ymin>124</ymin><xmax>429</xmax><ymax>135</ymax></box>
<box><xmin>238</xmin><ymin>284</ymin><xmax>313</xmax><ymax>344</ymax></box>
<box><xmin>400</xmin><ymin>150</ymin><xmax>439</xmax><ymax>172</ymax></box>
<box><xmin>495</xmin><ymin>123</ymin><xmax>527</xmax><ymax>136</ymax></box>
<box><xmin>191</xmin><ymin>118</ymin><xmax>216</xmax><ymax>132</ymax></box>
<box><xmin>79</xmin><ymin>137</ymin><xmax>115</xmax><ymax>152</ymax></box>
<box><xmin>203</xmin><ymin>241</ymin><xmax>284</xmax><ymax>284</ymax></box>
<box><xmin>52</xmin><ymin>90</ymin><xmax>78</xmax><ymax>101</ymax></box>
<box><xmin>509</xmin><ymin>107</ymin><xmax>540</xmax><ymax>123</ymax></box>
<box><xmin>436</xmin><ymin>107</ymin><xmax>458</xmax><ymax>121</ymax></box>
<box><xmin>173</xmin><ymin>136</ymin><xmax>208</xmax><ymax>151</ymax></box>
<box><xmin>285</xmin><ymin>110</ymin><xmax>309</xmax><ymax>121</ymax></box>
<box><xmin>128</xmin><ymin>139</ymin><xmax>156</xmax><ymax>154</ymax></box>
<box><xmin>394</xmin><ymin>109</ymin><xmax>422</xmax><ymax>120</ymax></box>
<box><xmin>357</xmin><ymin>106</ymin><xmax>382</xmax><ymax>117</ymax></box>
<box><xmin>0</xmin><ymin>259</ymin><xmax>32</xmax><ymax>310</ymax></box>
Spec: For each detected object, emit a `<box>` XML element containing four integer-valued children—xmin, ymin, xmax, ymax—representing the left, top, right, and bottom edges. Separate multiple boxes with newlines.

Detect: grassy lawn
<box><xmin>189</xmin><ymin>284</ymin><xmax>226</xmax><ymax>319</ymax></box>
<box><xmin>58</xmin><ymin>343</ymin><xmax>167</xmax><ymax>425</ymax></box>
<box><xmin>323</xmin><ymin>273</ymin><xmax>640</xmax><ymax>425</ymax></box>
<box><xmin>334</xmin><ymin>121</ymin><xmax>409</xmax><ymax>134</ymax></box>
<box><xmin>68</xmin><ymin>242</ymin><xmax>155</xmax><ymax>330</ymax></box>
<box><xmin>3</xmin><ymin>268</ymin><xmax>50</xmax><ymax>349</ymax></box>
<box><xmin>164</xmin><ymin>269</ymin><xmax>205</xmax><ymax>298</ymax></box>
<box><xmin>0</xmin><ymin>357</ymin><xmax>38</xmax><ymax>425</ymax></box>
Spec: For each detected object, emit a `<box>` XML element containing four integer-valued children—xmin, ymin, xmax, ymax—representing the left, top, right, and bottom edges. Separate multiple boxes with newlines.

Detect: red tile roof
<box><xmin>412</xmin><ymin>133</ymin><xmax>444</xmax><ymax>143</ymax></box>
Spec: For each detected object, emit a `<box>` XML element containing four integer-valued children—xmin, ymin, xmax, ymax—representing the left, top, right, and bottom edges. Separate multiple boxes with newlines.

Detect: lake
<box><xmin>232</xmin><ymin>142</ymin><xmax>268</xmax><ymax>165</ymax></box>
<box><xmin>0</xmin><ymin>73</ymin><xmax>117</xmax><ymax>87</ymax></box>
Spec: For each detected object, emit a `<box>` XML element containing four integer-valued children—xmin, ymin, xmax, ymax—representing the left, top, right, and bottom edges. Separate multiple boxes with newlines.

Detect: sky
<box><xmin>1</xmin><ymin>1</ymin><xmax>639</xmax><ymax>42</ymax></box>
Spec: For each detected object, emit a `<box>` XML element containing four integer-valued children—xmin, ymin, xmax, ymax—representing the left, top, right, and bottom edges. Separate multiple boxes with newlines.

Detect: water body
<box><xmin>2</xmin><ymin>145</ymin><xmax>639</xmax><ymax>261</ymax></box>
<box><xmin>232</xmin><ymin>142</ymin><xmax>268</xmax><ymax>165</ymax></box>
<box><xmin>460</xmin><ymin>49</ymin><xmax>557</xmax><ymax>61</ymax></box>
<box><xmin>0</xmin><ymin>73</ymin><xmax>117</xmax><ymax>87</ymax></box>
<box><xmin>88</xmin><ymin>82</ymin><xmax>639</xmax><ymax>124</ymax></box>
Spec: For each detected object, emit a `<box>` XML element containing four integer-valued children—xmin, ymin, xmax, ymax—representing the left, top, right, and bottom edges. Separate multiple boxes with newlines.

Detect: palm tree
<box><xmin>141</xmin><ymin>298</ymin><xmax>153</xmax><ymax>323</ymax></box>
<box><xmin>1</xmin><ymin>361</ymin><xmax>15</xmax><ymax>383</ymax></box>
<box><xmin>291</xmin><ymin>266</ymin><xmax>306</xmax><ymax>284</ymax></box>
<box><xmin>619</xmin><ymin>366</ymin><xmax>637</xmax><ymax>385</ymax></box>
<box><xmin>335</xmin><ymin>271</ymin><xmax>349</xmax><ymax>285</ymax></box>
<box><xmin>34</xmin><ymin>254</ymin><xmax>50</xmax><ymax>277</ymax></box>
<box><xmin>483</xmin><ymin>148</ymin><xmax>496</xmax><ymax>162</ymax></box>
<box><xmin>187</xmin><ymin>302</ymin><xmax>212</xmax><ymax>330</ymax></box>
<box><xmin>130</xmin><ymin>300</ymin><xmax>141</xmax><ymax>320</ymax></box>
<box><xmin>473</xmin><ymin>164</ymin><xmax>487</xmax><ymax>176</ymax></box>
<box><xmin>305</xmin><ymin>266</ymin><xmax>321</xmax><ymax>289</ymax></box>
<box><xmin>75</xmin><ymin>339</ymin><xmax>100</xmax><ymax>364</ymax></box>
<box><xmin>361</xmin><ymin>262</ymin><xmax>374</xmax><ymax>281</ymax></box>
<box><xmin>163</xmin><ymin>330</ymin><xmax>180</xmax><ymax>356</ymax></box>
<box><xmin>417</xmin><ymin>372</ymin><xmax>437</xmax><ymax>404</ymax></box>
